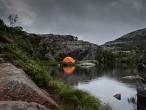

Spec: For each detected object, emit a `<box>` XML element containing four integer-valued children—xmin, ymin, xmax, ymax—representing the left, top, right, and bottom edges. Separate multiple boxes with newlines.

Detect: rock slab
<box><xmin>139</xmin><ymin>49</ymin><xmax>146</xmax><ymax>80</ymax></box>
<box><xmin>0</xmin><ymin>63</ymin><xmax>58</xmax><ymax>109</ymax></box>
<box><xmin>0</xmin><ymin>101</ymin><xmax>50</xmax><ymax>110</ymax></box>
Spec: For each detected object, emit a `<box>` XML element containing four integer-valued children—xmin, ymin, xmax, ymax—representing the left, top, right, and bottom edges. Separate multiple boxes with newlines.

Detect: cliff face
<box><xmin>39</xmin><ymin>35</ymin><xmax>101</xmax><ymax>60</ymax></box>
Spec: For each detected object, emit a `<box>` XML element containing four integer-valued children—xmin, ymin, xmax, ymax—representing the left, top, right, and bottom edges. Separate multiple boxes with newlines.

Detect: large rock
<box><xmin>77</xmin><ymin>60</ymin><xmax>98</xmax><ymax>68</ymax></box>
<box><xmin>0</xmin><ymin>101</ymin><xmax>50</xmax><ymax>110</ymax></box>
<box><xmin>137</xmin><ymin>80</ymin><xmax>146</xmax><ymax>98</ymax></box>
<box><xmin>137</xmin><ymin>49</ymin><xmax>146</xmax><ymax>100</ymax></box>
<box><xmin>138</xmin><ymin>49</ymin><xmax>146</xmax><ymax>80</ymax></box>
<box><xmin>137</xmin><ymin>95</ymin><xmax>146</xmax><ymax>110</ymax></box>
<box><xmin>39</xmin><ymin>36</ymin><xmax>102</xmax><ymax>60</ymax></box>
<box><xmin>0</xmin><ymin>63</ymin><xmax>58</xmax><ymax>109</ymax></box>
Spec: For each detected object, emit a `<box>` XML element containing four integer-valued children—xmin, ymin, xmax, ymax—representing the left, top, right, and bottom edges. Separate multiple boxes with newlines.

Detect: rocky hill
<box><xmin>37</xmin><ymin>34</ymin><xmax>101</xmax><ymax>61</ymax></box>
<box><xmin>0</xmin><ymin>19</ymin><xmax>102</xmax><ymax>61</ymax></box>
<box><xmin>102</xmin><ymin>28</ymin><xmax>146</xmax><ymax>51</ymax></box>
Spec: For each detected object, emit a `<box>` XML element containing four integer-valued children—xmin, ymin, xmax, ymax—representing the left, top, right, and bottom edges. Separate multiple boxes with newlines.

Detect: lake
<box><xmin>49</xmin><ymin>65</ymin><xmax>146</xmax><ymax>110</ymax></box>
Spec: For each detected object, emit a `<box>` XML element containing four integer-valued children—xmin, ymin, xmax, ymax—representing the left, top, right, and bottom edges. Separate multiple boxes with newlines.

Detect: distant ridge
<box><xmin>102</xmin><ymin>28</ymin><xmax>146</xmax><ymax>51</ymax></box>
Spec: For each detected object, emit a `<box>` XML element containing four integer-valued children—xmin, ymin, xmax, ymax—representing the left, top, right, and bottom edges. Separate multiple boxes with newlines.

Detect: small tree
<box><xmin>8</xmin><ymin>14</ymin><xmax>18</xmax><ymax>27</ymax></box>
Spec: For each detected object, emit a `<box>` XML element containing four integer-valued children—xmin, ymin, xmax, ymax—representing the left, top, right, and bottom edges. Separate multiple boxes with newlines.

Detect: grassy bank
<box><xmin>0</xmin><ymin>43</ymin><xmax>112</xmax><ymax>110</ymax></box>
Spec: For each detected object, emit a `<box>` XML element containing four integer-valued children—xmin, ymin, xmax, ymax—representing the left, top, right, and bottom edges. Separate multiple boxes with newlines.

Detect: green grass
<box><xmin>0</xmin><ymin>43</ymin><xmax>112</xmax><ymax>110</ymax></box>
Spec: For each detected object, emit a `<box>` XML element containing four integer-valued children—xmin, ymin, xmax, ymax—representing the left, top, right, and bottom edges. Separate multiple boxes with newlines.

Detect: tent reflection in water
<box><xmin>63</xmin><ymin>66</ymin><xmax>75</xmax><ymax>75</ymax></box>
<box><xmin>62</xmin><ymin>56</ymin><xmax>76</xmax><ymax>74</ymax></box>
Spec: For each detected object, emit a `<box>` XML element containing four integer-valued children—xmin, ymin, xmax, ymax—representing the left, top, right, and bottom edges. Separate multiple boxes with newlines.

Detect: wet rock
<box><xmin>0</xmin><ymin>101</ymin><xmax>50</xmax><ymax>110</ymax></box>
<box><xmin>77</xmin><ymin>60</ymin><xmax>97</xmax><ymax>68</ymax></box>
<box><xmin>113</xmin><ymin>94</ymin><xmax>121</xmax><ymax>100</ymax></box>
<box><xmin>0</xmin><ymin>63</ymin><xmax>58</xmax><ymax>109</ymax></box>
<box><xmin>123</xmin><ymin>75</ymin><xmax>137</xmax><ymax>79</ymax></box>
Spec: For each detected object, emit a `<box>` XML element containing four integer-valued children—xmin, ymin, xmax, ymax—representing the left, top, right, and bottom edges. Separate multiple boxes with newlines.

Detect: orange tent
<box><xmin>63</xmin><ymin>66</ymin><xmax>75</xmax><ymax>75</ymax></box>
<box><xmin>63</xmin><ymin>56</ymin><xmax>75</xmax><ymax>63</ymax></box>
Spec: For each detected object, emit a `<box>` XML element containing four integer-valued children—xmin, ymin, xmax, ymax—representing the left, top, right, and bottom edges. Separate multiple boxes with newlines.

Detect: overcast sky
<box><xmin>0</xmin><ymin>0</ymin><xmax>146</xmax><ymax>45</ymax></box>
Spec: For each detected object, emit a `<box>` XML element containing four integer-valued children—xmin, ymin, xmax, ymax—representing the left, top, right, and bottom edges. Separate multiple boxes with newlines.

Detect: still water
<box><xmin>49</xmin><ymin>65</ymin><xmax>143</xmax><ymax>110</ymax></box>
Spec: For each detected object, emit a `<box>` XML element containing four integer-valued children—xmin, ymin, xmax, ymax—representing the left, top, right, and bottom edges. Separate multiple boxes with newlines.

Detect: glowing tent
<box><xmin>63</xmin><ymin>56</ymin><xmax>75</xmax><ymax>63</ymax></box>
<box><xmin>63</xmin><ymin>66</ymin><xmax>75</xmax><ymax>74</ymax></box>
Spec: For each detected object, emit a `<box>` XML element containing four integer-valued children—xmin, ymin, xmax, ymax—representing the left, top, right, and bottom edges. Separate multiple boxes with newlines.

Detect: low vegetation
<box><xmin>0</xmin><ymin>19</ymin><xmax>112</xmax><ymax>110</ymax></box>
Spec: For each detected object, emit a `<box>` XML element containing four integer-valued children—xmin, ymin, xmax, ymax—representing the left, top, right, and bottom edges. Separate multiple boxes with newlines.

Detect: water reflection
<box><xmin>127</xmin><ymin>89</ymin><xmax>146</xmax><ymax>110</ymax></box>
<box><xmin>49</xmin><ymin>66</ymin><xmax>137</xmax><ymax>86</ymax></box>
<box><xmin>48</xmin><ymin>65</ymin><xmax>146</xmax><ymax>110</ymax></box>
<box><xmin>137</xmin><ymin>96</ymin><xmax>146</xmax><ymax>110</ymax></box>
<box><xmin>63</xmin><ymin>66</ymin><xmax>75</xmax><ymax>75</ymax></box>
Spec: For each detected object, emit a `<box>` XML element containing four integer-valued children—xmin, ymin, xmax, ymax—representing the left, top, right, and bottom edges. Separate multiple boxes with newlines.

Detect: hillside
<box><xmin>102</xmin><ymin>28</ymin><xmax>146</xmax><ymax>51</ymax></box>
<box><xmin>0</xmin><ymin>20</ymin><xmax>102</xmax><ymax>61</ymax></box>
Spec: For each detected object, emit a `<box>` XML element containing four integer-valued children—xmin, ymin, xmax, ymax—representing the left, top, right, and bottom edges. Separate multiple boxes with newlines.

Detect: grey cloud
<box><xmin>0</xmin><ymin>0</ymin><xmax>146</xmax><ymax>44</ymax></box>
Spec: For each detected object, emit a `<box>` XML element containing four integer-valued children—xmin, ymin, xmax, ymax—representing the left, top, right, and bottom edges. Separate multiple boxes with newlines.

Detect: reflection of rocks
<box><xmin>49</xmin><ymin>67</ymin><xmax>101</xmax><ymax>85</ymax></box>
<box><xmin>137</xmin><ymin>80</ymin><xmax>146</xmax><ymax>98</ymax></box>
<box><xmin>137</xmin><ymin>95</ymin><xmax>146</xmax><ymax>110</ymax></box>
<box><xmin>49</xmin><ymin>66</ymin><xmax>138</xmax><ymax>86</ymax></box>
<box><xmin>127</xmin><ymin>95</ymin><xmax>137</xmax><ymax>110</ymax></box>
<box><xmin>137</xmin><ymin>66</ymin><xmax>146</xmax><ymax>109</ymax></box>
<box><xmin>137</xmin><ymin>49</ymin><xmax>146</xmax><ymax>110</ymax></box>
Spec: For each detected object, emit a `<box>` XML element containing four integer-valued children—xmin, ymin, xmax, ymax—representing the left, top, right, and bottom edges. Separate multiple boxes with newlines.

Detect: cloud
<box><xmin>0</xmin><ymin>0</ymin><xmax>146</xmax><ymax>45</ymax></box>
<box><xmin>1</xmin><ymin>0</ymin><xmax>36</xmax><ymax>26</ymax></box>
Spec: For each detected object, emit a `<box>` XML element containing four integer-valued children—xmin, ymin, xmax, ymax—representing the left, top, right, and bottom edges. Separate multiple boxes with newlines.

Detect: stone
<box><xmin>77</xmin><ymin>60</ymin><xmax>97</xmax><ymax>68</ymax></box>
<box><xmin>0</xmin><ymin>101</ymin><xmax>50</xmax><ymax>110</ymax></box>
<box><xmin>122</xmin><ymin>75</ymin><xmax>137</xmax><ymax>79</ymax></box>
<box><xmin>138</xmin><ymin>49</ymin><xmax>146</xmax><ymax>80</ymax></box>
<box><xmin>113</xmin><ymin>94</ymin><xmax>121</xmax><ymax>100</ymax></box>
<box><xmin>0</xmin><ymin>58</ymin><xmax>5</xmax><ymax>64</ymax></box>
<box><xmin>0</xmin><ymin>63</ymin><xmax>58</xmax><ymax>109</ymax></box>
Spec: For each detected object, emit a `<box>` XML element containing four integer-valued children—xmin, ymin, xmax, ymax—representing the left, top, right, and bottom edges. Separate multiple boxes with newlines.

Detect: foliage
<box><xmin>96</xmin><ymin>50</ymin><xmax>115</xmax><ymax>66</ymax></box>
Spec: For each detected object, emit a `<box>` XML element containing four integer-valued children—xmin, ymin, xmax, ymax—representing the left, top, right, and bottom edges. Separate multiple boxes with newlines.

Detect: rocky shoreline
<box><xmin>0</xmin><ymin>60</ymin><xmax>58</xmax><ymax>110</ymax></box>
<box><xmin>137</xmin><ymin>49</ymin><xmax>146</xmax><ymax>99</ymax></box>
